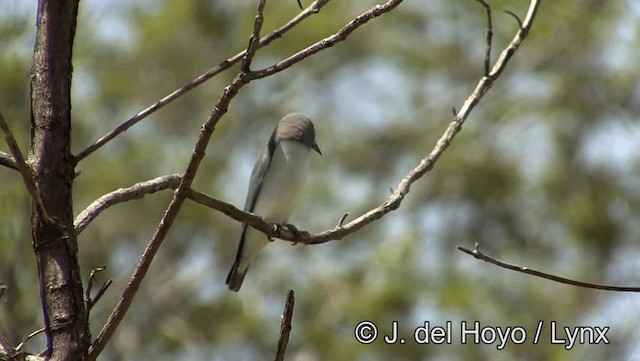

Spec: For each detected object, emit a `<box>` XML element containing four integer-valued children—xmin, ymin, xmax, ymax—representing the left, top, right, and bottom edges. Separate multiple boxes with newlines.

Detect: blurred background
<box><xmin>1</xmin><ymin>0</ymin><xmax>640</xmax><ymax>360</ymax></box>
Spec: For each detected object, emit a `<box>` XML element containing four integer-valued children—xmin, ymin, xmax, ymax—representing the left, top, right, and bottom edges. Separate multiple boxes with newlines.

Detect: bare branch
<box><xmin>74</xmin><ymin>0</ymin><xmax>331</xmax><ymax>162</ymax></box>
<box><xmin>241</xmin><ymin>0</ymin><xmax>267</xmax><ymax>73</ymax></box>
<box><xmin>74</xmin><ymin>174</ymin><xmax>182</xmax><ymax>235</ymax></box>
<box><xmin>87</xmin><ymin>2</ymin><xmax>406</xmax><ymax>358</ymax></box>
<box><xmin>458</xmin><ymin>243</ymin><xmax>640</xmax><ymax>292</ymax></box>
<box><xmin>85</xmin><ymin>267</ymin><xmax>113</xmax><ymax>312</ymax></box>
<box><xmin>503</xmin><ymin>10</ymin><xmax>524</xmax><ymax>29</ymax></box>
<box><xmin>274</xmin><ymin>290</ymin><xmax>295</xmax><ymax>361</ymax></box>
<box><xmin>246</xmin><ymin>0</ymin><xmax>405</xmax><ymax>81</ymax></box>
<box><xmin>475</xmin><ymin>0</ymin><xmax>493</xmax><ymax>76</ymax></box>
<box><xmin>15</xmin><ymin>328</ymin><xmax>46</xmax><ymax>353</ymax></box>
<box><xmin>0</xmin><ymin>331</ymin><xmax>14</xmax><ymax>356</ymax></box>
<box><xmin>0</xmin><ymin>112</ymin><xmax>51</xmax><ymax>221</ymax></box>
<box><xmin>0</xmin><ymin>150</ymin><xmax>17</xmax><ymax>171</ymax></box>
<box><xmin>337</xmin><ymin>212</ymin><xmax>350</xmax><ymax>227</ymax></box>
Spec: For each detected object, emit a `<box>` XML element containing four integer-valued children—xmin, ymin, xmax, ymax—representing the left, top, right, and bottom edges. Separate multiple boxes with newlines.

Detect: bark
<box><xmin>29</xmin><ymin>0</ymin><xmax>89</xmax><ymax>359</ymax></box>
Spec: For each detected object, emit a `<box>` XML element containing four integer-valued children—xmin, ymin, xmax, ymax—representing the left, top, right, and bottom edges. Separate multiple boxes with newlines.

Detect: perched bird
<box><xmin>226</xmin><ymin>113</ymin><xmax>321</xmax><ymax>292</ymax></box>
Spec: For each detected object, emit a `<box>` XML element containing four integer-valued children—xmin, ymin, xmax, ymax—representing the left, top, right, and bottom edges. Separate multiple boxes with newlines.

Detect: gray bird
<box><xmin>226</xmin><ymin>113</ymin><xmax>321</xmax><ymax>292</ymax></box>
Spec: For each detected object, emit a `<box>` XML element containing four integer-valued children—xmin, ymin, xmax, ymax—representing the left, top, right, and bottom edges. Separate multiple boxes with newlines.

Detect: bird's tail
<box><xmin>226</xmin><ymin>261</ymin><xmax>248</xmax><ymax>292</ymax></box>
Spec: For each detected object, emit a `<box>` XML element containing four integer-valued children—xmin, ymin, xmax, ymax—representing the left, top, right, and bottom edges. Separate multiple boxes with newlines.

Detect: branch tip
<box><xmin>274</xmin><ymin>289</ymin><xmax>295</xmax><ymax>361</ymax></box>
<box><xmin>503</xmin><ymin>10</ymin><xmax>523</xmax><ymax>29</ymax></box>
<box><xmin>459</xmin><ymin>242</ymin><xmax>640</xmax><ymax>292</ymax></box>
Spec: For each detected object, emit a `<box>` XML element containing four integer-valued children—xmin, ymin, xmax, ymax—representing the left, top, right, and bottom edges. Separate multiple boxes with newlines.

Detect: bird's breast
<box><xmin>252</xmin><ymin>141</ymin><xmax>310</xmax><ymax>222</ymax></box>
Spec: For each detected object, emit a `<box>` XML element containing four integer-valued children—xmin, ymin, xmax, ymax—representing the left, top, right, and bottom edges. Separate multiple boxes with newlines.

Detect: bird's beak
<box><xmin>312</xmin><ymin>142</ymin><xmax>322</xmax><ymax>155</ymax></box>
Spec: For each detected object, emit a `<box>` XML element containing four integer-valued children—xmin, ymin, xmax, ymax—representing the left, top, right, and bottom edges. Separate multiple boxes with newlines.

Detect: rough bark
<box><xmin>29</xmin><ymin>0</ymin><xmax>89</xmax><ymax>359</ymax></box>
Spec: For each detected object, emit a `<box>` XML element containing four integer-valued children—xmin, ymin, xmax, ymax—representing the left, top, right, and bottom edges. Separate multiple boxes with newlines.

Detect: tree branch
<box><xmin>274</xmin><ymin>290</ymin><xmax>295</xmax><ymax>361</ymax></box>
<box><xmin>241</xmin><ymin>0</ymin><xmax>267</xmax><ymax>72</ymax></box>
<box><xmin>0</xmin><ymin>112</ymin><xmax>51</xmax><ymax>221</ymax></box>
<box><xmin>74</xmin><ymin>0</ymin><xmax>331</xmax><ymax>162</ymax></box>
<box><xmin>458</xmin><ymin>243</ymin><xmax>640</xmax><ymax>292</ymax></box>
<box><xmin>74</xmin><ymin>174</ymin><xmax>182</xmax><ymax>235</ymax></box>
<box><xmin>476</xmin><ymin>0</ymin><xmax>493</xmax><ymax>76</ymax></box>
<box><xmin>0</xmin><ymin>150</ymin><xmax>18</xmax><ymax>171</ymax></box>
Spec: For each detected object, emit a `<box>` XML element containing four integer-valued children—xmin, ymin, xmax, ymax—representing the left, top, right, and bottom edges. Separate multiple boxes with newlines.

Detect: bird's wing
<box><xmin>244</xmin><ymin>128</ymin><xmax>278</xmax><ymax>212</ymax></box>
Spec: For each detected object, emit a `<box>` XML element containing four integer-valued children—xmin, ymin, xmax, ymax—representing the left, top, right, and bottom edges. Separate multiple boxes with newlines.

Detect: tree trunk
<box><xmin>30</xmin><ymin>0</ymin><xmax>89</xmax><ymax>359</ymax></box>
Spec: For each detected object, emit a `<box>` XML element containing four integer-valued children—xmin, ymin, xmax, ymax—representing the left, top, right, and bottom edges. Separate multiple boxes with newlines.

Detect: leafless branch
<box><xmin>15</xmin><ymin>327</ymin><xmax>46</xmax><ymax>353</ymax></box>
<box><xmin>337</xmin><ymin>212</ymin><xmax>350</xmax><ymax>227</ymax></box>
<box><xmin>72</xmin><ymin>173</ymin><xmax>282</xmax><ymax>239</ymax></box>
<box><xmin>0</xmin><ymin>150</ymin><xmax>17</xmax><ymax>171</ymax></box>
<box><xmin>274</xmin><ymin>290</ymin><xmax>295</xmax><ymax>361</ymax></box>
<box><xmin>503</xmin><ymin>10</ymin><xmax>524</xmax><ymax>29</ymax></box>
<box><xmin>85</xmin><ymin>267</ymin><xmax>113</xmax><ymax>312</ymax></box>
<box><xmin>475</xmin><ymin>0</ymin><xmax>493</xmax><ymax>76</ymax></box>
<box><xmin>458</xmin><ymin>243</ymin><xmax>640</xmax><ymax>292</ymax></box>
<box><xmin>0</xmin><ymin>112</ymin><xmax>51</xmax><ymax>221</ymax></box>
<box><xmin>74</xmin><ymin>174</ymin><xmax>182</xmax><ymax>235</ymax></box>
<box><xmin>74</xmin><ymin>0</ymin><xmax>331</xmax><ymax>162</ymax></box>
<box><xmin>245</xmin><ymin>0</ymin><xmax>404</xmax><ymax>81</ymax></box>
<box><xmin>87</xmin><ymin>2</ymin><xmax>405</xmax><ymax>358</ymax></box>
<box><xmin>0</xmin><ymin>331</ymin><xmax>14</xmax><ymax>356</ymax></box>
<box><xmin>241</xmin><ymin>0</ymin><xmax>267</xmax><ymax>73</ymax></box>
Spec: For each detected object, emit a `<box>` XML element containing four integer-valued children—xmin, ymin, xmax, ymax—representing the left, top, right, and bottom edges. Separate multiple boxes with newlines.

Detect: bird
<box><xmin>226</xmin><ymin>113</ymin><xmax>321</xmax><ymax>292</ymax></box>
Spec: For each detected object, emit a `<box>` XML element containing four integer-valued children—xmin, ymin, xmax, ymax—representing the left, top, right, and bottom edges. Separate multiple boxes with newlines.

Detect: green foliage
<box><xmin>1</xmin><ymin>0</ymin><xmax>640</xmax><ymax>360</ymax></box>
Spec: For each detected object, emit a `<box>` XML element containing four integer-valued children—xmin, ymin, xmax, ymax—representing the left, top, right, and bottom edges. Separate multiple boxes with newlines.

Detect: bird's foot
<box><xmin>279</xmin><ymin>223</ymin><xmax>309</xmax><ymax>245</ymax></box>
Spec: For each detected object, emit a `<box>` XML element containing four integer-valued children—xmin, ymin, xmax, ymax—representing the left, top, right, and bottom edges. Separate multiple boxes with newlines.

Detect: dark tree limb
<box><xmin>29</xmin><ymin>0</ymin><xmax>90</xmax><ymax>360</ymax></box>
<box><xmin>458</xmin><ymin>243</ymin><xmax>640</xmax><ymax>292</ymax></box>
<box><xmin>0</xmin><ymin>112</ymin><xmax>50</xmax><ymax>220</ymax></box>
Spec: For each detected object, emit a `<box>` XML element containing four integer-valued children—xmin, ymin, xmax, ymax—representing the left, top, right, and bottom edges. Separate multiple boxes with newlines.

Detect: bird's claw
<box><xmin>280</xmin><ymin>223</ymin><xmax>309</xmax><ymax>245</ymax></box>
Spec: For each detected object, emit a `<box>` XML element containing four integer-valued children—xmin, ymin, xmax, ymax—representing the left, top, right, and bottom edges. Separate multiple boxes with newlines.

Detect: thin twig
<box><xmin>15</xmin><ymin>327</ymin><xmax>46</xmax><ymax>353</ymax></box>
<box><xmin>0</xmin><ymin>150</ymin><xmax>17</xmax><ymax>171</ymax></box>
<box><xmin>85</xmin><ymin>267</ymin><xmax>113</xmax><ymax>312</ymax></box>
<box><xmin>85</xmin><ymin>267</ymin><xmax>104</xmax><ymax>305</ymax></box>
<box><xmin>74</xmin><ymin>0</ymin><xmax>332</xmax><ymax>162</ymax></box>
<box><xmin>245</xmin><ymin>1</ymin><xmax>405</xmax><ymax>81</ymax></box>
<box><xmin>274</xmin><ymin>290</ymin><xmax>295</xmax><ymax>361</ymax></box>
<box><xmin>337</xmin><ymin>212</ymin><xmax>350</xmax><ymax>227</ymax></box>
<box><xmin>503</xmin><ymin>10</ymin><xmax>523</xmax><ymax>29</ymax></box>
<box><xmin>458</xmin><ymin>243</ymin><xmax>640</xmax><ymax>292</ymax></box>
<box><xmin>0</xmin><ymin>112</ymin><xmax>51</xmax><ymax>221</ymax></box>
<box><xmin>475</xmin><ymin>0</ymin><xmax>493</xmax><ymax>76</ymax></box>
<box><xmin>74</xmin><ymin>174</ymin><xmax>182</xmax><ymax>235</ymax></box>
<box><xmin>88</xmin><ymin>279</ymin><xmax>113</xmax><ymax>312</ymax></box>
